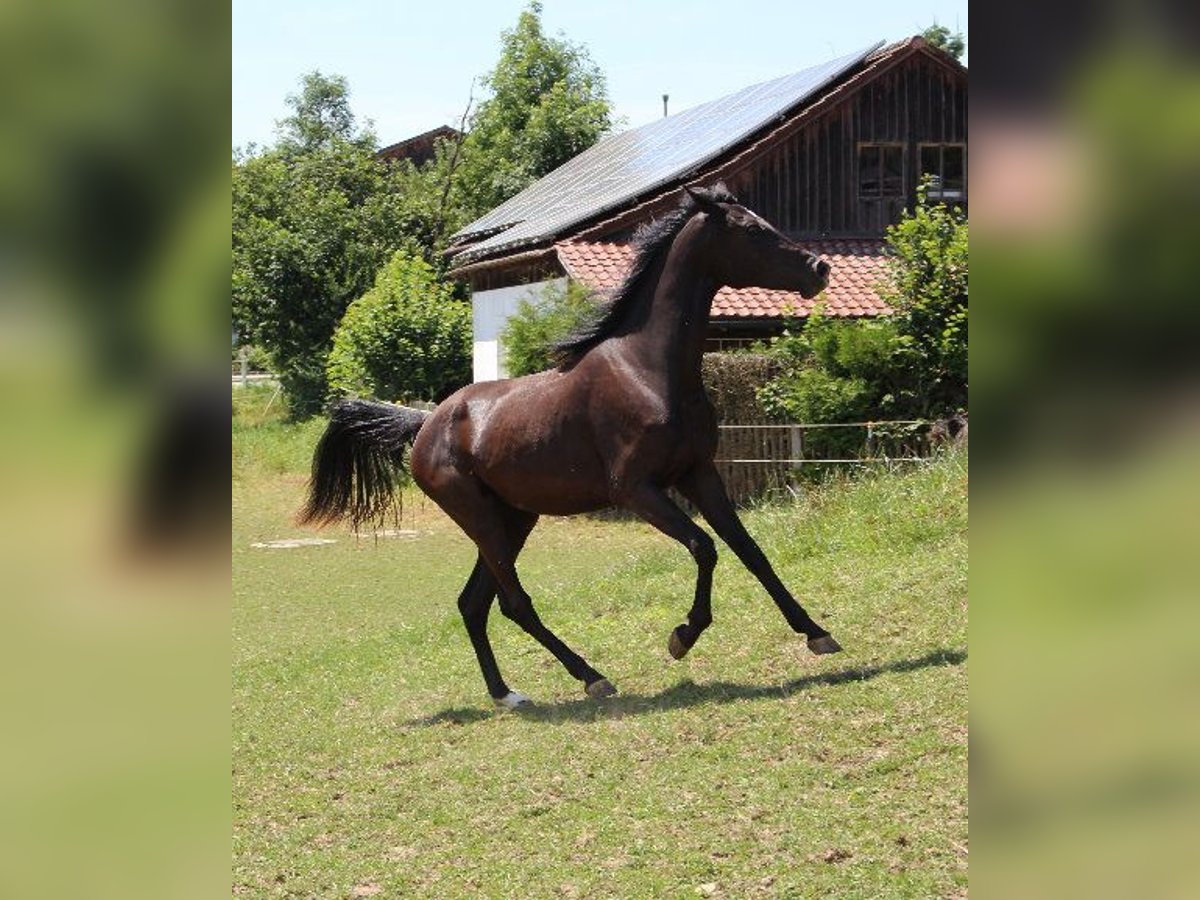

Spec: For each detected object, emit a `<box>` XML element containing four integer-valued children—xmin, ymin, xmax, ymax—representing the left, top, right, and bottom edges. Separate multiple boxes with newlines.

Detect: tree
<box><xmin>457</xmin><ymin>1</ymin><xmax>613</xmax><ymax>217</ymax></box>
<box><xmin>501</xmin><ymin>280</ymin><xmax>596</xmax><ymax>376</ymax></box>
<box><xmin>880</xmin><ymin>179</ymin><xmax>968</xmax><ymax>416</ymax></box>
<box><xmin>921</xmin><ymin>24</ymin><xmax>966</xmax><ymax>61</ymax></box>
<box><xmin>232</xmin><ymin>141</ymin><xmax>403</xmax><ymax>415</ymax></box>
<box><xmin>384</xmin><ymin>140</ymin><xmax>476</xmax><ymax>262</ymax></box>
<box><xmin>232</xmin><ymin>9</ymin><xmax>617</xmax><ymax>415</ymax></box>
<box><xmin>326</xmin><ymin>251</ymin><xmax>471</xmax><ymax>402</ymax></box>
<box><xmin>276</xmin><ymin>71</ymin><xmax>368</xmax><ymax>154</ymax></box>
<box><xmin>233</xmin><ymin>67</ymin><xmax>472</xmax><ymax>417</ymax></box>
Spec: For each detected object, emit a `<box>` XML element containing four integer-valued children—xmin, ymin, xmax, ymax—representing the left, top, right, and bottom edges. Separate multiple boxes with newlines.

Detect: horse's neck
<box><xmin>619</xmin><ymin>230</ymin><xmax>716</xmax><ymax>394</ymax></box>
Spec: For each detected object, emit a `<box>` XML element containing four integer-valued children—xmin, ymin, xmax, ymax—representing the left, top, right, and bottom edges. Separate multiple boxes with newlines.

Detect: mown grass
<box><xmin>233</xmin><ymin>389</ymin><xmax>967</xmax><ymax>898</ymax></box>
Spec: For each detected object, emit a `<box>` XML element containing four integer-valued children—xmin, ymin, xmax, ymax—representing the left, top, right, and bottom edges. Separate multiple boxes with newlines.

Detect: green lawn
<box><xmin>233</xmin><ymin>391</ymin><xmax>967</xmax><ymax>898</ymax></box>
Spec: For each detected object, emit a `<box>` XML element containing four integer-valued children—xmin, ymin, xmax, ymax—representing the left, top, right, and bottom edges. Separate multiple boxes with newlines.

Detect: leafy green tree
<box><xmin>882</xmin><ymin>180</ymin><xmax>969</xmax><ymax>416</ymax></box>
<box><xmin>326</xmin><ymin>251</ymin><xmax>471</xmax><ymax>402</ymax></box>
<box><xmin>383</xmin><ymin>142</ymin><xmax>476</xmax><ymax>262</ymax></box>
<box><xmin>233</xmin><ymin>73</ymin><xmax>457</xmax><ymax>416</ymax></box>
<box><xmin>501</xmin><ymin>280</ymin><xmax>596</xmax><ymax>376</ymax></box>
<box><xmin>276</xmin><ymin>71</ymin><xmax>367</xmax><ymax>154</ymax></box>
<box><xmin>457</xmin><ymin>1</ymin><xmax>613</xmax><ymax>217</ymax></box>
<box><xmin>233</xmin><ymin>10</ymin><xmax>616</xmax><ymax>414</ymax></box>
<box><xmin>921</xmin><ymin>24</ymin><xmax>966</xmax><ymax>61</ymax></box>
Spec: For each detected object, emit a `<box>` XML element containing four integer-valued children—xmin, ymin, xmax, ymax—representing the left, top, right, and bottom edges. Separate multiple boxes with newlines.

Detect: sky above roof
<box><xmin>233</xmin><ymin>0</ymin><xmax>968</xmax><ymax>152</ymax></box>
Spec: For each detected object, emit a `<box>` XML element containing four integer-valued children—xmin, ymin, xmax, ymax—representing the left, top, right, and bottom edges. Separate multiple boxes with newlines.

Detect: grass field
<box><xmin>233</xmin><ymin>387</ymin><xmax>968</xmax><ymax>898</ymax></box>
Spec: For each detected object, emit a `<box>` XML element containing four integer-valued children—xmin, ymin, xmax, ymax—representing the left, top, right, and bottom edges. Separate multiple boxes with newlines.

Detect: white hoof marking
<box><xmin>494</xmin><ymin>691</ymin><xmax>531</xmax><ymax>710</ymax></box>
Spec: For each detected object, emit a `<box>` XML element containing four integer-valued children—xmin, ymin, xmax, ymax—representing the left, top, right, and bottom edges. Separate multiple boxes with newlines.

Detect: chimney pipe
<box><xmin>662</xmin><ymin>94</ymin><xmax>669</xmax><ymax>118</ymax></box>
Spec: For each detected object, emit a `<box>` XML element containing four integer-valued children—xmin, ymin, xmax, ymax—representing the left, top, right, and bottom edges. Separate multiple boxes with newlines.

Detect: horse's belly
<box><xmin>479</xmin><ymin>453</ymin><xmax>612</xmax><ymax>516</ymax></box>
<box><xmin>505</xmin><ymin>483</ymin><xmax>611</xmax><ymax>516</ymax></box>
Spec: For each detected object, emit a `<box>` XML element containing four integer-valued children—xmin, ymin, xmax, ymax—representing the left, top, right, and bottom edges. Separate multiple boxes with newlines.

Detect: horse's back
<box><xmin>411</xmin><ymin>352</ymin><xmax>721</xmax><ymax>514</ymax></box>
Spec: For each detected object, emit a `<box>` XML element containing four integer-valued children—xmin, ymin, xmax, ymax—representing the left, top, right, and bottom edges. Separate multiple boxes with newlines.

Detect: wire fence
<box><xmin>232</xmin><ymin>372</ymin><xmax>277</xmax><ymax>387</ymax></box>
<box><xmin>714</xmin><ymin>419</ymin><xmax>955</xmax><ymax>502</ymax></box>
<box><xmin>715</xmin><ymin>421</ymin><xmax>933</xmax><ymax>464</ymax></box>
<box><xmin>233</xmin><ymin>345</ymin><xmax>276</xmax><ymax>387</ymax></box>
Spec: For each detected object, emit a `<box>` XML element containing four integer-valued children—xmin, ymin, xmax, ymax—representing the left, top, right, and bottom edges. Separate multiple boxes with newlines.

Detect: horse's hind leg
<box><xmin>434</xmin><ymin>474</ymin><xmax>613</xmax><ymax>700</ymax></box>
<box><xmin>457</xmin><ymin>510</ymin><xmax>540</xmax><ymax>708</ymax></box>
<box><xmin>489</xmin><ymin>506</ymin><xmax>615</xmax><ymax>699</ymax></box>
<box><xmin>457</xmin><ymin>558</ymin><xmax>517</xmax><ymax>706</ymax></box>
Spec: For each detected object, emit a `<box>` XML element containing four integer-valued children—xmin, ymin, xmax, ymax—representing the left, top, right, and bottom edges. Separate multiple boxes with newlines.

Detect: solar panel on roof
<box><xmin>451</xmin><ymin>41</ymin><xmax>884</xmax><ymax>266</ymax></box>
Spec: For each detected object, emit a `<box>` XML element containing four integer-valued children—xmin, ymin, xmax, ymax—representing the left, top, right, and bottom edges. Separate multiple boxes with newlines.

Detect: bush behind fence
<box><xmin>701</xmin><ymin>352</ymin><xmax>954</xmax><ymax>502</ymax></box>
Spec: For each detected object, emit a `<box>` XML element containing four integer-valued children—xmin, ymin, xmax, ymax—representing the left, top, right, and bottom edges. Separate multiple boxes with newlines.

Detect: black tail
<box><xmin>298</xmin><ymin>399</ymin><xmax>430</xmax><ymax>529</ymax></box>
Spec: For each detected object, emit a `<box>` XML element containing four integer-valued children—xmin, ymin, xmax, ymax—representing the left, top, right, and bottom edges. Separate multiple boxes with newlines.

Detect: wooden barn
<box><xmin>446</xmin><ymin>36</ymin><xmax>967</xmax><ymax>382</ymax></box>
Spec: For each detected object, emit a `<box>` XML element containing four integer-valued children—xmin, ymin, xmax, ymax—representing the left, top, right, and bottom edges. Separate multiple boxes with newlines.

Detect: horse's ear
<box><xmin>684</xmin><ymin>184</ymin><xmax>722</xmax><ymax>213</ymax></box>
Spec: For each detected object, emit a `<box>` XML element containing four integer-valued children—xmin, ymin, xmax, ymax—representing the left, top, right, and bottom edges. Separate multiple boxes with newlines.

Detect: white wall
<box><xmin>471</xmin><ymin>278</ymin><xmax>566</xmax><ymax>382</ymax></box>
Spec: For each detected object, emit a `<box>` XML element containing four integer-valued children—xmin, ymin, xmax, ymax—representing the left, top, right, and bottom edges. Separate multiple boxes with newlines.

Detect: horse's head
<box><xmin>685</xmin><ymin>184</ymin><xmax>830</xmax><ymax>298</ymax></box>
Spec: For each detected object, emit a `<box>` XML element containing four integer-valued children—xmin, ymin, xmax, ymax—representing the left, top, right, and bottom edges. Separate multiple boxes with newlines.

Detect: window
<box><xmin>919</xmin><ymin>144</ymin><xmax>966</xmax><ymax>200</ymax></box>
<box><xmin>859</xmin><ymin>143</ymin><xmax>904</xmax><ymax>198</ymax></box>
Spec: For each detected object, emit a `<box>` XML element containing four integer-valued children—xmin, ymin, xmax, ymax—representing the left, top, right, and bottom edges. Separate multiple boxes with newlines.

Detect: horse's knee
<box><xmin>498</xmin><ymin>593</ymin><xmax>537</xmax><ymax>628</ymax></box>
<box><xmin>457</xmin><ymin>579</ymin><xmax>491</xmax><ymax>624</ymax></box>
<box><xmin>690</xmin><ymin>534</ymin><xmax>717</xmax><ymax>571</ymax></box>
<box><xmin>456</xmin><ymin>589</ymin><xmax>475</xmax><ymax>615</ymax></box>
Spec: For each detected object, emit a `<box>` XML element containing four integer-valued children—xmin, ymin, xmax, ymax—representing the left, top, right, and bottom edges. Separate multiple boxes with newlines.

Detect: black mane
<box><xmin>553</xmin><ymin>185</ymin><xmax>737</xmax><ymax>364</ymax></box>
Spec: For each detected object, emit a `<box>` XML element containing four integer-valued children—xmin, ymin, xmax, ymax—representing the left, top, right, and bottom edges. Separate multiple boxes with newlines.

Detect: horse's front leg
<box><xmin>618</xmin><ymin>485</ymin><xmax>718</xmax><ymax>659</ymax></box>
<box><xmin>678</xmin><ymin>464</ymin><xmax>842</xmax><ymax>655</ymax></box>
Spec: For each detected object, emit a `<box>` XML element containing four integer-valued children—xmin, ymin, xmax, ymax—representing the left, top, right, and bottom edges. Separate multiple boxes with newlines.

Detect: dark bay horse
<box><xmin>300</xmin><ymin>183</ymin><xmax>842</xmax><ymax>708</ymax></box>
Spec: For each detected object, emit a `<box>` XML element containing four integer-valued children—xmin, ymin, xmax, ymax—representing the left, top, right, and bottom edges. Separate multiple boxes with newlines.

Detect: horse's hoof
<box><xmin>808</xmin><ymin>634</ymin><xmax>843</xmax><ymax>655</ymax></box>
<box><xmin>585</xmin><ymin>678</ymin><xmax>618</xmax><ymax>700</ymax></box>
<box><xmin>494</xmin><ymin>690</ymin><xmax>532</xmax><ymax>710</ymax></box>
<box><xmin>668</xmin><ymin>626</ymin><xmax>690</xmax><ymax>660</ymax></box>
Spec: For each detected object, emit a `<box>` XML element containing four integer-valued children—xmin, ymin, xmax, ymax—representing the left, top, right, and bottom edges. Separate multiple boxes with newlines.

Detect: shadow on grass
<box><xmin>404</xmin><ymin>647</ymin><xmax>966</xmax><ymax>729</ymax></box>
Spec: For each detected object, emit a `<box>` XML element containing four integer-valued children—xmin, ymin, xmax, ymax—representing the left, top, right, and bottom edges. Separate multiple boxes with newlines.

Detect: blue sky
<box><xmin>233</xmin><ymin>1</ymin><xmax>968</xmax><ymax>152</ymax></box>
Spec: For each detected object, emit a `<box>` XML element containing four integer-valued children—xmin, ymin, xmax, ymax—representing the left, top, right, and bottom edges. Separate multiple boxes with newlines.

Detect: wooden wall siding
<box><xmin>714</xmin><ymin>427</ymin><xmax>793</xmax><ymax>503</ymax></box>
<box><xmin>732</xmin><ymin>56</ymin><xmax>966</xmax><ymax>237</ymax></box>
<box><xmin>468</xmin><ymin>259</ymin><xmax>565</xmax><ymax>293</ymax></box>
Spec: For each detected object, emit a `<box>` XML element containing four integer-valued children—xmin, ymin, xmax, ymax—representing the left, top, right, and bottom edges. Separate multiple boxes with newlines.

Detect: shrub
<box><xmin>501</xmin><ymin>280</ymin><xmax>596</xmax><ymax>376</ymax></box>
<box><xmin>700</xmin><ymin>352</ymin><xmax>782</xmax><ymax>423</ymax></box>
<box><xmin>232</xmin><ymin>344</ymin><xmax>272</xmax><ymax>373</ymax></box>
<box><xmin>759</xmin><ymin>313</ymin><xmax>900</xmax><ymax>422</ymax></box>
<box><xmin>880</xmin><ymin>179</ymin><xmax>968</xmax><ymax>416</ymax></box>
<box><xmin>326</xmin><ymin>251</ymin><xmax>471</xmax><ymax>403</ymax></box>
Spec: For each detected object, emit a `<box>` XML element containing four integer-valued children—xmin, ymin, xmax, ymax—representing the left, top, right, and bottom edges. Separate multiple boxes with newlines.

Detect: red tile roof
<box><xmin>555</xmin><ymin>239</ymin><xmax>894</xmax><ymax>319</ymax></box>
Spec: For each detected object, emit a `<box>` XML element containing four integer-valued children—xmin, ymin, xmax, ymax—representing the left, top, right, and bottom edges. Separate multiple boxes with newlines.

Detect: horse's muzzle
<box><xmin>814</xmin><ymin>258</ymin><xmax>831</xmax><ymax>284</ymax></box>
